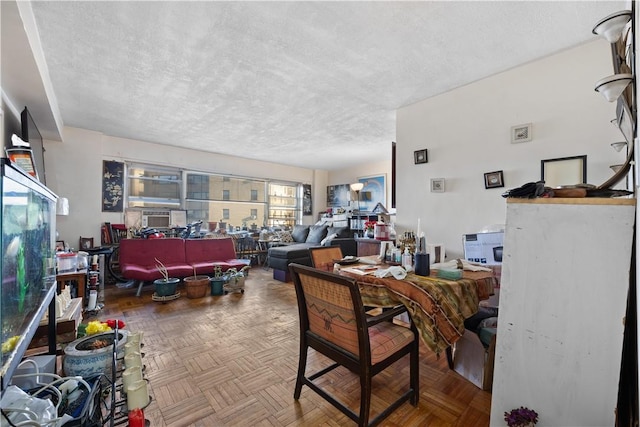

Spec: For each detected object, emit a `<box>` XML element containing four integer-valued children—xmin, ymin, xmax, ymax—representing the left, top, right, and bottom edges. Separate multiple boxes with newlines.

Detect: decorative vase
<box><xmin>63</xmin><ymin>330</ymin><xmax>129</xmax><ymax>377</ymax></box>
<box><xmin>153</xmin><ymin>277</ymin><xmax>179</xmax><ymax>296</ymax></box>
<box><xmin>366</xmin><ymin>228</ymin><xmax>374</xmax><ymax>238</ymax></box>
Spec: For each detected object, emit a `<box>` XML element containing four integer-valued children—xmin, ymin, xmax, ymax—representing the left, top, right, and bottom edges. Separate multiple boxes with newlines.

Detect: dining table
<box><xmin>338</xmin><ymin>261</ymin><xmax>496</xmax><ymax>356</ymax></box>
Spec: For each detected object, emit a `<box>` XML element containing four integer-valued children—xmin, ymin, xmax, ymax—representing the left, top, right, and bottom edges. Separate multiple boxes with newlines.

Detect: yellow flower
<box><xmin>85</xmin><ymin>320</ymin><xmax>112</xmax><ymax>335</ymax></box>
<box><xmin>1</xmin><ymin>335</ymin><xmax>20</xmax><ymax>353</ymax></box>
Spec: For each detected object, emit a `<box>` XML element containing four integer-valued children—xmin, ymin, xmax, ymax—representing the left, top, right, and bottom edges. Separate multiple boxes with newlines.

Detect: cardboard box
<box><xmin>453</xmin><ymin>330</ymin><xmax>496</xmax><ymax>391</ymax></box>
<box><xmin>463</xmin><ymin>232</ymin><xmax>504</xmax><ymax>265</ymax></box>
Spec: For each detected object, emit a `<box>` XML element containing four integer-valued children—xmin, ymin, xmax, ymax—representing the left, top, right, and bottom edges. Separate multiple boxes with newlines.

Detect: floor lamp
<box><xmin>350</xmin><ymin>182</ymin><xmax>364</xmax><ymax>236</ymax></box>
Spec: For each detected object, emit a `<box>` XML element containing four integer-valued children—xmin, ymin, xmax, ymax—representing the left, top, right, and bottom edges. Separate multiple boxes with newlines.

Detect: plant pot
<box><xmin>63</xmin><ymin>330</ymin><xmax>129</xmax><ymax>378</ymax></box>
<box><xmin>210</xmin><ymin>277</ymin><xmax>224</xmax><ymax>296</ymax></box>
<box><xmin>184</xmin><ymin>275</ymin><xmax>209</xmax><ymax>299</ymax></box>
<box><xmin>154</xmin><ymin>278</ymin><xmax>179</xmax><ymax>296</ymax></box>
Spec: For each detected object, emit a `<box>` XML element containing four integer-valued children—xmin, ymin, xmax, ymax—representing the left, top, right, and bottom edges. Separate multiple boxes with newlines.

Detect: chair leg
<box><xmin>135</xmin><ymin>280</ymin><xmax>144</xmax><ymax>297</ymax></box>
<box><xmin>358</xmin><ymin>375</ymin><xmax>372</xmax><ymax>427</ymax></box>
<box><xmin>294</xmin><ymin>345</ymin><xmax>308</xmax><ymax>399</ymax></box>
<box><xmin>445</xmin><ymin>345</ymin><xmax>454</xmax><ymax>370</ymax></box>
<box><xmin>410</xmin><ymin>340</ymin><xmax>419</xmax><ymax>405</ymax></box>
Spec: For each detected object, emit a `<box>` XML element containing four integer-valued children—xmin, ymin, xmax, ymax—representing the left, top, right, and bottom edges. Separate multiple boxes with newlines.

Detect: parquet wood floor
<box><xmin>95</xmin><ymin>268</ymin><xmax>491</xmax><ymax>426</ymax></box>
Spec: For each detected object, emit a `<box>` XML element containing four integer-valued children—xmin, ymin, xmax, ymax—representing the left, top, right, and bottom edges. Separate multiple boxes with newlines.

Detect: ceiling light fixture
<box><xmin>592</xmin><ymin>10</ymin><xmax>632</xmax><ymax>43</ymax></box>
<box><xmin>594</xmin><ymin>74</ymin><xmax>633</xmax><ymax>102</ymax></box>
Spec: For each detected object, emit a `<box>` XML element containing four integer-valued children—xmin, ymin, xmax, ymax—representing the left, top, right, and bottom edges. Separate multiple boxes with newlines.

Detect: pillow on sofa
<box><xmin>291</xmin><ymin>225</ymin><xmax>310</xmax><ymax>243</ymax></box>
<box><xmin>306</xmin><ymin>225</ymin><xmax>328</xmax><ymax>244</ymax></box>
<box><xmin>277</xmin><ymin>231</ymin><xmax>294</xmax><ymax>243</ymax></box>
<box><xmin>321</xmin><ymin>233</ymin><xmax>338</xmax><ymax>246</ymax></box>
<box><xmin>327</xmin><ymin>226</ymin><xmax>350</xmax><ymax>238</ymax></box>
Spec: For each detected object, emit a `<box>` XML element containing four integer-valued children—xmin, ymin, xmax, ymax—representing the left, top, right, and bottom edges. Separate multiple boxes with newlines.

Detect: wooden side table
<box><xmin>355</xmin><ymin>238</ymin><xmax>383</xmax><ymax>257</ymax></box>
<box><xmin>56</xmin><ymin>269</ymin><xmax>87</xmax><ymax>307</ymax></box>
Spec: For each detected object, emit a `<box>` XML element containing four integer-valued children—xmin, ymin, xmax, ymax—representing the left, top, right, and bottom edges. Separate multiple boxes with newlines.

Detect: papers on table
<box><xmin>341</xmin><ymin>265</ymin><xmax>379</xmax><ymax>275</ymax></box>
<box><xmin>358</xmin><ymin>255</ymin><xmax>382</xmax><ymax>265</ymax></box>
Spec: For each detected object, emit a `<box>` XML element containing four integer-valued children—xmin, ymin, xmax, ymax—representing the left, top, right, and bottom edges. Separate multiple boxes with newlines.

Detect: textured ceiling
<box><xmin>28</xmin><ymin>1</ymin><xmax>625</xmax><ymax>170</ymax></box>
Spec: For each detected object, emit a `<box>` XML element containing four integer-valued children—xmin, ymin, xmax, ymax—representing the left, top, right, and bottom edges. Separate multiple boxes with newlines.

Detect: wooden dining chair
<box><xmin>289</xmin><ymin>263</ymin><xmax>419</xmax><ymax>427</ymax></box>
<box><xmin>308</xmin><ymin>246</ymin><xmax>343</xmax><ymax>272</ymax></box>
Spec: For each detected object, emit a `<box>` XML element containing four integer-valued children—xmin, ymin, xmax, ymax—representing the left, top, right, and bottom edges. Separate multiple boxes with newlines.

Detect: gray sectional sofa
<box><xmin>267</xmin><ymin>224</ymin><xmax>356</xmax><ymax>281</ymax></box>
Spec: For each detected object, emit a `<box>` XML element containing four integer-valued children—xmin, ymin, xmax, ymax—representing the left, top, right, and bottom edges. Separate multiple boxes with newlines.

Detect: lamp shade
<box><xmin>350</xmin><ymin>182</ymin><xmax>364</xmax><ymax>192</ymax></box>
<box><xmin>592</xmin><ymin>10</ymin><xmax>632</xmax><ymax>43</ymax></box>
<box><xmin>594</xmin><ymin>74</ymin><xmax>633</xmax><ymax>102</ymax></box>
<box><xmin>56</xmin><ymin>197</ymin><xmax>69</xmax><ymax>216</ymax></box>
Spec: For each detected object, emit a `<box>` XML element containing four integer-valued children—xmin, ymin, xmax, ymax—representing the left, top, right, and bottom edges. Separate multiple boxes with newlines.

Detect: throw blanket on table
<box><xmin>340</xmin><ymin>269</ymin><xmax>495</xmax><ymax>356</ymax></box>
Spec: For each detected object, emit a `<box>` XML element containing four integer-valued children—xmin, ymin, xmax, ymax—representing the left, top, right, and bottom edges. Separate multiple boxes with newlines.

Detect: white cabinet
<box><xmin>490</xmin><ymin>198</ymin><xmax>636</xmax><ymax>426</ymax></box>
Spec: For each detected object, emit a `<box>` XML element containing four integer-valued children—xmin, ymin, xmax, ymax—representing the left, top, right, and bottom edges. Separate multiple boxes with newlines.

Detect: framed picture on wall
<box><xmin>541</xmin><ymin>155</ymin><xmax>587</xmax><ymax>188</ymax></box>
<box><xmin>358</xmin><ymin>175</ymin><xmax>386</xmax><ymax>211</ymax></box>
<box><xmin>302</xmin><ymin>184</ymin><xmax>312</xmax><ymax>215</ymax></box>
<box><xmin>484</xmin><ymin>170</ymin><xmax>504</xmax><ymax>189</ymax></box>
<box><xmin>430</xmin><ymin>178</ymin><xmax>445</xmax><ymax>193</ymax></box>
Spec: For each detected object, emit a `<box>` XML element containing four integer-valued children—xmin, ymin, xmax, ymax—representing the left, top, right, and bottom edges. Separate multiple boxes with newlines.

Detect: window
<box><xmin>127</xmin><ymin>163</ymin><xmax>182</xmax><ymax>208</ymax></box>
<box><xmin>185</xmin><ymin>173</ymin><xmax>268</xmax><ymax>229</ymax></box>
<box><xmin>125</xmin><ymin>166</ymin><xmax>304</xmax><ymax>231</ymax></box>
<box><xmin>268</xmin><ymin>182</ymin><xmax>300</xmax><ymax>228</ymax></box>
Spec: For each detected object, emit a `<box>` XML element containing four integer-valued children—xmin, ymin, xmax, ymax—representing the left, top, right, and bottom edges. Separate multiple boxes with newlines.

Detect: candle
<box><xmin>127</xmin><ymin>380</ymin><xmax>149</xmax><ymax>410</ymax></box>
<box><xmin>92</xmin><ymin>254</ymin><xmax>98</xmax><ymax>264</ymax></box>
<box><xmin>122</xmin><ymin>366</ymin><xmax>143</xmax><ymax>391</ymax></box>
<box><xmin>128</xmin><ymin>408</ymin><xmax>145</xmax><ymax>427</ymax></box>
<box><xmin>127</xmin><ymin>331</ymin><xmax>144</xmax><ymax>345</ymax></box>
<box><xmin>125</xmin><ymin>341</ymin><xmax>141</xmax><ymax>356</ymax></box>
<box><xmin>125</xmin><ymin>352</ymin><xmax>143</xmax><ymax>369</ymax></box>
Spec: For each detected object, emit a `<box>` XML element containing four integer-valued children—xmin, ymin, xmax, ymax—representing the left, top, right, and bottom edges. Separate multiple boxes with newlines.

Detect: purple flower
<box><xmin>504</xmin><ymin>406</ymin><xmax>538</xmax><ymax>427</ymax></box>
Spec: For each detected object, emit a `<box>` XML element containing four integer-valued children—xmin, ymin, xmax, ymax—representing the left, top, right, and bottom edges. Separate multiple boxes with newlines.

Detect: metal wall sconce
<box><xmin>594</xmin><ymin>74</ymin><xmax>633</xmax><ymax>102</ymax></box>
<box><xmin>56</xmin><ymin>197</ymin><xmax>69</xmax><ymax>216</ymax></box>
<box><xmin>592</xmin><ymin>10</ymin><xmax>632</xmax><ymax>43</ymax></box>
<box><xmin>610</xmin><ymin>141</ymin><xmax>627</xmax><ymax>152</ymax></box>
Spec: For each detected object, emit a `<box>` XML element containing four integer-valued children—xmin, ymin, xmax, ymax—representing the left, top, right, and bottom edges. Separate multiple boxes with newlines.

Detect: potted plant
<box><xmin>210</xmin><ymin>266</ymin><xmax>225</xmax><ymax>296</ymax></box>
<box><xmin>504</xmin><ymin>406</ymin><xmax>538</xmax><ymax>427</ymax></box>
<box><xmin>364</xmin><ymin>220</ymin><xmax>377</xmax><ymax>238</ymax></box>
<box><xmin>153</xmin><ymin>258</ymin><xmax>180</xmax><ymax>297</ymax></box>
<box><xmin>223</xmin><ymin>265</ymin><xmax>250</xmax><ymax>294</ymax></box>
<box><xmin>183</xmin><ymin>266</ymin><xmax>209</xmax><ymax>299</ymax></box>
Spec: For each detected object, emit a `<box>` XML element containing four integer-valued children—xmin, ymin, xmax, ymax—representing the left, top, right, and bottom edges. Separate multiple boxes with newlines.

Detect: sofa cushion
<box><xmin>305</xmin><ymin>225</ymin><xmax>328</xmax><ymax>243</ymax></box>
<box><xmin>276</xmin><ymin>230</ymin><xmax>294</xmax><ymax>243</ymax></box>
<box><xmin>327</xmin><ymin>226</ymin><xmax>350</xmax><ymax>238</ymax></box>
<box><xmin>291</xmin><ymin>225</ymin><xmax>310</xmax><ymax>243</ymax></box>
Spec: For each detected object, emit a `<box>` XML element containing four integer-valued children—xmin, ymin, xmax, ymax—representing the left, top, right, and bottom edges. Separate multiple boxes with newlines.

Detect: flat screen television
<box><xmin>0</xmin><ymin>158</ymin><xmax>57</xmax><ymax>390</ymax></box>
<box><xmin>20</xmin><ymin>107</ymin><xmax>46</xmax><ymax>185</ymax></box>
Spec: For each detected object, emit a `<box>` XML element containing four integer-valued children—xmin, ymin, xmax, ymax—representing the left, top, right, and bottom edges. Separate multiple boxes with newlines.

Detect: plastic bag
<box><xmin>0</xmin><ymin>385</ymin><xmax>58</xmax><ymax>426</ymax></box>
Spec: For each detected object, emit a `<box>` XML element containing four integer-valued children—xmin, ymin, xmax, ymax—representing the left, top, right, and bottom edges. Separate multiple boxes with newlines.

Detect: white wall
<box><xmin>44</xmin><ymin>126</ymin><xmax>325</xmax><ymax>247</ymax></box>
<box><xmin>396</xmin><ymin>39</ymin><xmax>625</xmax><ymax>260</ymax></box>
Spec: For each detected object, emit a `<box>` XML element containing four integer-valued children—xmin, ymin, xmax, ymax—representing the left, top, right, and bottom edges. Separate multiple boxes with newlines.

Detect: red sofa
<box><xmin>119</xmin><ymin>237</ymin><xmax>248</xmax><ymax>295</ymax></box>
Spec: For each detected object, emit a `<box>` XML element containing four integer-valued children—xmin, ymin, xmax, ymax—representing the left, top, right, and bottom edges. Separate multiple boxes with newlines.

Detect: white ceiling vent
<box><xmin>511</xmin><ymin>123</ymin><xmax>532</xmax><ymax>143</ymax></box>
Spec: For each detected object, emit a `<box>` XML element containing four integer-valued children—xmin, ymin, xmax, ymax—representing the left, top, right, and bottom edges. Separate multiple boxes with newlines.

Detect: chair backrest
<box><xmin>289</xmin><ymin>263</ymin><xmax>367</xmax><ymax>359</ymax></box>
<box><xmin>308</xmin><ymin>246</ymin><xmax>343</xmax><ymax>272</ymax></box>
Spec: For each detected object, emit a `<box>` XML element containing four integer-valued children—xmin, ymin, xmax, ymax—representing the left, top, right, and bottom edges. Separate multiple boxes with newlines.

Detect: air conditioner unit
<box><xmin>141</xmin><ymin>210</ymin><xmax>171</xmax><ymax>228</ymax></box>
